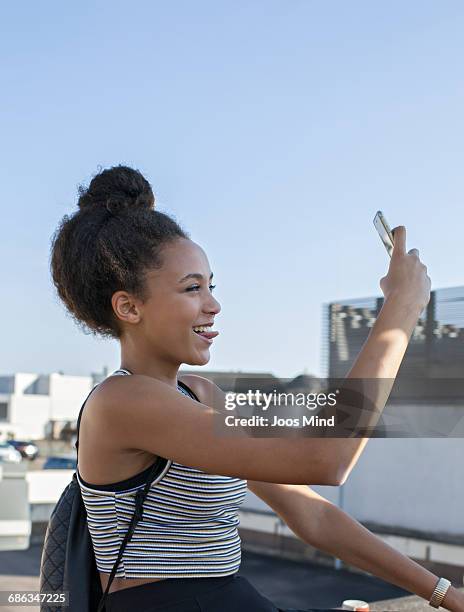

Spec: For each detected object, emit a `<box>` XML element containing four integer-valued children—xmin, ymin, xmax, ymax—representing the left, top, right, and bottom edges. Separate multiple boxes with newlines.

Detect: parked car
<box><xmin>7</xmin><ymin>440</ymin><xmax>39</xmax><ymax>461</ymax></box>
<box><xmin>0</xmin><ymin>442</ymin><xmax>22</xmax><ymax>463</ymax></box>
<box><xmin>43</xmin><ymin>456</ymin><xmax>77</xmax><ymax>470</ymax></box>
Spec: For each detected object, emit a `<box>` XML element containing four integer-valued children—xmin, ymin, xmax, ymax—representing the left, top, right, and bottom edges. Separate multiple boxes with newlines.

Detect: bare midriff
<box><xmin>100</xmin><ymin>572</ymin><xmax>167</xmax><ymax>594</ymax></box>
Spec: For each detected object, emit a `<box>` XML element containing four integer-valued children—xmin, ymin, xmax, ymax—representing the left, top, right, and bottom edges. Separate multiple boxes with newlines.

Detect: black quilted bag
<box><xmin>39</xmin><ymin>381</ymin><xmax>173</xmax><ymax>611</ymax></box>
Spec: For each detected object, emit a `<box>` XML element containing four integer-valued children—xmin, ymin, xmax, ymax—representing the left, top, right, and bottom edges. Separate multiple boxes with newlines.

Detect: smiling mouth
<box><xmin>192</xmin><ymin>329</ymin><xmax>219</xmax><ymax>342</ymax></box>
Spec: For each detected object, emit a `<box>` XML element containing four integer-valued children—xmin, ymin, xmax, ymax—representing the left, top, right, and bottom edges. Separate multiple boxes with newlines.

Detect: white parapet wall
<box><xmin>26</xmin><ymin>469</ymin><xmax>75</xmax><ymax>505</ymax></box>
<box><xmin>244</xmin><ymin>436</ymin><xmax>463</xmax><ymax>537</ymax></box>
<box><xmin>0</xmin><ymin>463</ymin><xmax>31</xmax><ymax>551</ymax></box>
<box><xmin>334</xmin><ymin>437</ymin><xmax>463</xmax><ymax>536</ymax></box>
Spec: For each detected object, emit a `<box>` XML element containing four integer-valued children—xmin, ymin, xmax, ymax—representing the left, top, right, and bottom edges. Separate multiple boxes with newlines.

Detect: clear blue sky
<box><xmin>1</xmin><ymin>1</ymin><xmax>463</xmax><ymax>379</ymax></box>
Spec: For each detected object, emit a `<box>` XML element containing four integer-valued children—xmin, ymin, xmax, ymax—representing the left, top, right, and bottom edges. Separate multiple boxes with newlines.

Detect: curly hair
<box><xmin>50</xmin><ymin>165</ymin><xmax>188</xmax><ymax>339</ymax></box>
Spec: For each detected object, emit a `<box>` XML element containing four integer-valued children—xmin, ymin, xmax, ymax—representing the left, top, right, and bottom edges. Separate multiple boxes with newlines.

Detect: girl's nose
<box><xmin>205</xmin><ymin>294</ymin><xmax>221</xmax><ymax>315</ymax></box>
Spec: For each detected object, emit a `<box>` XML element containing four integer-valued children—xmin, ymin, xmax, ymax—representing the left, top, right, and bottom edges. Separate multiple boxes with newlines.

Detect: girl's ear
<box><xmin>112</xmin><ymin>291</ymin><xmax>142</xmax><ymax>325</ymax></box>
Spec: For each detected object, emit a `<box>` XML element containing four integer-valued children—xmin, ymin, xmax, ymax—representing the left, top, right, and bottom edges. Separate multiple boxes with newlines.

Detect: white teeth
<box><xmin>193</xmin><ymin>325</ymin><xmax>212</xmax><ymax>332</ymax></box>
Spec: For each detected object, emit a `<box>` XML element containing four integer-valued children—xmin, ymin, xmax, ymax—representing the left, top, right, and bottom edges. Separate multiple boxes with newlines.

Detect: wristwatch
<box><xmin>429</xmin><ymin>577</ymin><xmax>451</xmax><ymax>608</ymax></box>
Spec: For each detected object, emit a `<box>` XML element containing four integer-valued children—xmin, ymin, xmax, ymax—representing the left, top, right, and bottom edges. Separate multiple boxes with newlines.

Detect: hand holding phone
<box><xmin>373</xmin><ymin>218</ymin><xmax>431</xmax><ymax>313</ymax></box>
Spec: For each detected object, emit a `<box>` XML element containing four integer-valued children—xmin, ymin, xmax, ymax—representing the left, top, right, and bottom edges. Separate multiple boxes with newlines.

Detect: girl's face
<box><xmin>137</xmin><ymin>238</ymin><xmax>221</xmax><ymax>366</ymax></box>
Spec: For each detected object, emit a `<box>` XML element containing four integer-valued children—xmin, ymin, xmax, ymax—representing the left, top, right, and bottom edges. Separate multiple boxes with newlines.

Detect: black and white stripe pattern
<box><xmin>77</xmin><ymin>369</ymin><xmax>247</xmax><ymax>578</ymax></box>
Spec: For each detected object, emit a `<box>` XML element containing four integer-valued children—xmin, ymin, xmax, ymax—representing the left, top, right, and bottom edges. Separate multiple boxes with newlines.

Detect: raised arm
<box><xmin>332</xmin><ymin>225</ymin><xmax>431</xmax><ymax>481</ymax></box>
<box><xmin>92</xmin><ymin>226</ymin><xmax>430</xmax><ymax>485</ymax></box>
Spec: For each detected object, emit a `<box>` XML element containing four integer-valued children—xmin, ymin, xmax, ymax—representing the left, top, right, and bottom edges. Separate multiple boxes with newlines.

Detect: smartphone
<box><xmin>373</xmin><ymin>210</ymin><xmax>394</xmax><ymax>257</ymax></box>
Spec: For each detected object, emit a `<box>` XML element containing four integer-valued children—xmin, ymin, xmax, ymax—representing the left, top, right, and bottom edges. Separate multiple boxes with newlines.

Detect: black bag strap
<box><xmin>74</xmin><ymin>368</ymin><xmax>198</xmax><ymax>612</ymax></box>
<box><xmin>96</xmin><ymin>456</ymin><xmax>169</xmax><ymax>612</ymax></box>
<box><xmin>74</xmin><ymin>385</ymin><xmax>99</xmax><ymax>456</ymax></box>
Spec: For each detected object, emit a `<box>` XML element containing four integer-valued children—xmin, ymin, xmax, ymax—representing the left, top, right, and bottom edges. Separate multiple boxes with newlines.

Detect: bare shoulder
<box><xmin>81</xmin><ymin>375</ymin><xmax>156</xmax><ymax>429</ymax></box>
<box><xmin>87</xmin><ymin>373</ymin><xmax>158</xmax><ymax>405</ymax></box>
<box><xmin>79</xmin><ymin>377</ymin><xmax>126</xmax><ymax>422</ymax></box>
<box><xmin>79</xmin><ymin>376</ymin><xmax>157</xmax><ymax>448</ymax></box>
<box><xmin>89</xmin><ymin>374</ymin><xmax>225</xmax><ymax>419</ymax></box>
<box><xmin>87</xmin><ymin>373</ymin><xmax>216</xmax><ymax>414</ymax></box>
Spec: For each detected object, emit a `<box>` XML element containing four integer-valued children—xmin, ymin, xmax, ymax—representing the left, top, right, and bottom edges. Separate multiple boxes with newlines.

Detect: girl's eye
<box><xmin>186</xmin><ymin>284</ymin><xmax>216</xmax><ymax>292</ymax></box>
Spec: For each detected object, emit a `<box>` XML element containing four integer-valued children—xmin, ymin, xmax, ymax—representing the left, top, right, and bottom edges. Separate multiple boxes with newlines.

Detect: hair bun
<box><xmin>78</xmin><ymin>165</ymin><xmax>155</xmax><ymax>214</ymax></box>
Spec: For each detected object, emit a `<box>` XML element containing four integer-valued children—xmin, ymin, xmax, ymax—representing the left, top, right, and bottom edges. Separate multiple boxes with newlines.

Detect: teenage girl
<box><xmin>50</xmin><ymin>166</ymin><xmax>463</xmax><ymax>611</ymax></box>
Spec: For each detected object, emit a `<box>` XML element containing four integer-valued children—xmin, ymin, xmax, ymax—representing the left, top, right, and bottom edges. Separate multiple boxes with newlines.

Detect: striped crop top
<box><xmin>76</xmin><ymin>369</ymin><xmax>248</xmax><ymax>579</ymax></box>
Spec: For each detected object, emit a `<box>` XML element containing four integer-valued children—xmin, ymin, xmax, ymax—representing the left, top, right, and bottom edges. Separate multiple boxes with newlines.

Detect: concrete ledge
<box><xmin>362</xmin><ymin>521</ymin><xmax>464</xmax><ymax>547</ymax></box>
<box><xmin>239</xmin><ymin>527</ymin><xmax>464</xmax><ymax>587</ymax></box>
<box><xmin>30</xmin><ymin>507</ymin><xmax>464</xmax><ymax>584</ymax></box>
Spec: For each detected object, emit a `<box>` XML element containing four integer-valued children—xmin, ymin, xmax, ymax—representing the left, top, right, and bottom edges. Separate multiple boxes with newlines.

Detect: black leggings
<box><xmin>104</xmin><ymin>573</ymin><xmax>324</xmax><ymax>611</ymax></box>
